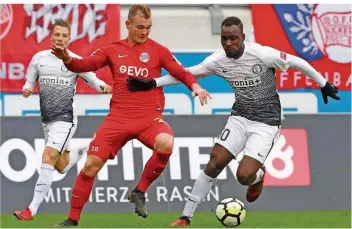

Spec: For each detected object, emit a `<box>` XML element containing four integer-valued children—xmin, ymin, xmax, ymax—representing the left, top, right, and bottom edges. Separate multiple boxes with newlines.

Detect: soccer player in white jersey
<box><xmin>13</xmin><ymin>19</ymin><xmax>112</xmax><ymax>221</ymax></box>
<box><xmin>126</xmin><ymin>16</ymin><xmax>340</xmax><ymax>226</ymax></box>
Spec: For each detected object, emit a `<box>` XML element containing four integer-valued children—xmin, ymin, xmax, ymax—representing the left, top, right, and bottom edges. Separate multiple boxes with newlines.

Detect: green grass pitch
<box><xmin>1</xmin><ymin>210</ymin><xmax>351</xmax><ymax>228</ymax></box>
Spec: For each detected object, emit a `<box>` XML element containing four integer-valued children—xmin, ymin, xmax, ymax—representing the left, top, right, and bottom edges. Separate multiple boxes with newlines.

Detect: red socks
<box><xmin>69</xmin><ymin>171</ymin><xmax>95</xmax><ymax>222</ymax></box>
<box><xmin>137</xmin><ymin>152</ymin><xmax>171</xmax><ymax>192</ymax></box>
<box><xmin>68</xmin><ymin>152</ymin><xmax>171</xmax><ymax>222</ymax></box>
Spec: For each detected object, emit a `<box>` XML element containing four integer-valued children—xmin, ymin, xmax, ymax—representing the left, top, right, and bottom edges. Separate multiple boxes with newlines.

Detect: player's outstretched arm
<box><xmin>155</xmin><ymin>64</ymin><xmax>212</xmax><ymax>87</ymax></box>
<box><xmin>126</xmin><ymin>52</ymin><xmax>215</xmax><ymax>91</ymax></box>
<box><xmin>79</xmin><ymin>72</ymin><xmax>112</xmax><ymax>94</ymax></box>
<box><xmin>127</xmin><ymin>74</ymin><xmax>211</xmax><ymax>105</ymax></box>
<box><xmin>263</xmin><ymin>46</ymin><xmax>340</xmax><ymax>104</ymax></box>
<box><xmin>126</xmin><ymin>64</ymin><xmax>211</xmax><ymax>92</ymax></box>
<box><xmin>51</xmin><ymin>45</ymin><xmax>108</xmax><ymax>73</ymax></box>
<box><xmin>156</xmin><ymin>50</ymin><xmax>216</xmax><ymax>88</ymax></box>
<box><xmin>285</xmin><ymin>53</ymin><xmax>340</xmax><ymax>104</ymax></box>
<box><xmin>159</xmin><ymin>47</ymin><xmax>215</xmax><ymax>91</ymax></box>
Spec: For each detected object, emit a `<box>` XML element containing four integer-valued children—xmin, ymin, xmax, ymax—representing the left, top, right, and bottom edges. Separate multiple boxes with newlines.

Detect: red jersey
<box><xmin>66</xmin><ymin>38</ymin><xmax>197</xmax><ymax>117</ymax></box>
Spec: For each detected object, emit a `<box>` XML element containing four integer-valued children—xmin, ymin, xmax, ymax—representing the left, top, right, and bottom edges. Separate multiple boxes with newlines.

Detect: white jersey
<box><xmin>195</xmin><ymin>42</ymin><xmax>290</xmax><ymax>125</ymax></box>
<box><xmin>24</xmin><ymin>49</ymin><xmax>106</xmax><ymax>124</ymax></box>
<box><xmin>156</xmin><ymin>42</ymin><xmax>327</xmax><ymax>163</ymax></box>
<box><xmin>157</xmin><ymin>42</ymin><xmax>326</xmax><ymax>125</ymax></box>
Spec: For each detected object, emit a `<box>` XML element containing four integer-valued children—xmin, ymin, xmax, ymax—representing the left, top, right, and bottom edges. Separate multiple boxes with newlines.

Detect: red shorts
<box><xmin>88</xmin><ymin>112</ymin><xmax>174</xmax><ymax>162</ymax></box>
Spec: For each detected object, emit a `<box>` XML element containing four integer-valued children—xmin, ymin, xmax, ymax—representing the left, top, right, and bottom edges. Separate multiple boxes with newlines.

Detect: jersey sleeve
<box><xmin>194</xmin><ymin>52</ymin><xmax>217</xmax><ymax>77</ymax></box>
<box><xmin>260</xmin><ymin>46</ymin><xmax>290</xmax><ymax>72</ymax></box>
<box><xmin>23</xmin><ymin>53</ymin><xmax>39</xmax><ymax>89</ymax></box>
<box><xmin>158</xmin><ymin>45</ymin><xmax>198</xmax><ymax>90</ymax></box>
<box><xmin>66</xmin><ymin>48</ymin><xmax>109</xmax><ymax>73</ymax></box>
<box><xmin>261</xmin><ymin>46</ymin><xmax>326</xmax><ymax>87</ymax></box>
<box><xmin>79</xmin><ymin>72</ymin><xmax>107</xmax><ymax>93</ymax></box>
<box><xmin>155</xmin><ymin>52</ymin><xmax>217</xmax><ymax>87</ymax></box>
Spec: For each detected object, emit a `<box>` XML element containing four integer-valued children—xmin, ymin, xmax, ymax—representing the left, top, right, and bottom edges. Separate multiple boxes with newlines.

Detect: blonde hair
<box><xmin>52</xmin><ymin>19</ymin><xmax>71</xmax><ymax>34</ymax></box>
<box><xmin>128</xmin><ymin>4</ymin><xmax>151</xmax><ymax>20</ymax></box>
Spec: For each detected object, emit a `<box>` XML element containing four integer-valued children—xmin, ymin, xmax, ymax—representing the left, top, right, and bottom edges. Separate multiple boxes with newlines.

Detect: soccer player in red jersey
<box><xmin>51</xmin><ymin>5</ymin><xmax>211</xmax><ymax>227</ymax></box>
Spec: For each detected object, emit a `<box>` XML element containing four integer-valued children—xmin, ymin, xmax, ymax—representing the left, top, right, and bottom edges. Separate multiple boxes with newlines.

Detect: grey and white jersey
<box><xmin>24</xmin><ymin>49</ymin><xmax>106</xmax><ymax>124</ymax></box>
<box><xmin>156</xmin><ymin>42</ymin><xmax>326</xmax><ymax>125</ymax></box>
<box><xmin>189</xmin><ymin>42</ymin><xmax>290</xmax><ymax>126</ymax></box>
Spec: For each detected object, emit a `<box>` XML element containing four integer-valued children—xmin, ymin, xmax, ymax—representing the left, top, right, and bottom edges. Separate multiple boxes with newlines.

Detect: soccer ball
<box><xmin>215</xmin><ymin>198</ymin><xmax>246</xmax><ymax>227</ymax></box>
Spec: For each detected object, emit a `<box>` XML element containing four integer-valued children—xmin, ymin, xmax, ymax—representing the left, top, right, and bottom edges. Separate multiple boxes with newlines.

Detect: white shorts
<box><xmin>42</xmin><ymin>121</ymin><xmax>77</xmax><ymax>153</ymax></box>
<box><xmin>214</xmin><ymin>116</ymin><xmax>280</xmax><ymax>164</ymax></box>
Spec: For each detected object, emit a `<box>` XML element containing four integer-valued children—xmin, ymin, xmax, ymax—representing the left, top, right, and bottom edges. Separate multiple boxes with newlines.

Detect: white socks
<box><xmin>28</xmin><ymin>163</ymin><xmax>54</xmax><ymax>216</ymax></box>
<box><xmin>61</xmin><ymin>144</ymin><xmax>88</xmax><ymax>174</ymax></box>
<box><xmin>250</xmin><ymin>168</ymin><xmax>264</xmax><ymax>185</ymax></box>
<box><xmin>28</xmin><ymin>145</ymin><xmax>88</xmax><ymax>216</ymax></box>
<box><xmin>181</xmin><ymin>168</ymin><xmax>264</xmax><ymax>220</ymax></box>
<box><xmin>182</xmin><ymin>171</ymin><xmax>215</xmax><ymax>218</ymax></box>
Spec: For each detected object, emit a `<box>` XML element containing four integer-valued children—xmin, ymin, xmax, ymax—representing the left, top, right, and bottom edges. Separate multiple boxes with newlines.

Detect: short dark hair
<box><xmin>221</xmin><ymin>17</ymin><xmax>243</xmax><ymax>33</ymax></box>
<box><xmin>52</xmin><ymin>19</ymin><xmax>71</xmax><ymax>34</ymax></box>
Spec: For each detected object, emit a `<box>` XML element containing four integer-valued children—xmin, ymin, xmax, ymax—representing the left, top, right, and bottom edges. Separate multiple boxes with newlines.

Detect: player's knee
<box><xmin>82</xmin><ymin>155</ymin><xmax>104</xmax><ymax>177</ymax></box>
<box><xmin>154</xmin><ymin>133</ymin><xmax>174</xmax><ymax>153</ymax></box>
<box><xmin>56</xmin><ymin>167</ymin><xmax>65</xmax><ymax>174</ymax></box>
<box><xmin>42</xmin><ymin>147</ymin><xmax>60</xmax><ymax>165</ymax></box>
<box><xmin>205</xmin><ymin>159</ymin><xmax>223</xmax><ymax>178</ymax></box>
<box><xmin>236</xmin><ymin>168</ymin><xmax>256</xmax><ymax>185</ymax></box>
<box><xmin>54</xmin><ymin>158</ymin><xmax>66</xmax><ymax>174</ymax></box>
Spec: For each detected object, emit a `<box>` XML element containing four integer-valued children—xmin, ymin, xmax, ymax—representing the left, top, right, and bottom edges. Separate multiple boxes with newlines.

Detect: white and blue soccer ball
<box><xmin>215</xmin><ymin>198</ymin><xmax>246</xmax><ymax>227</ymax></box>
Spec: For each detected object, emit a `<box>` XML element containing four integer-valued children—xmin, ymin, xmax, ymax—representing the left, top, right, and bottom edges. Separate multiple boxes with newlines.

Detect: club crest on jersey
<box><xmin>61</xmin><ymin>65</ymin><xmax>68</xmax><ymax>72</ymax></box>
<box><xmin>139</xmin><ymin>52</ymin><xmax>150</xmax><ymax>63</ymax></box>
<box><xmin>252</xmin><ymin>64</ymin><xmax>263</xmax><ymax>74</ymax></box>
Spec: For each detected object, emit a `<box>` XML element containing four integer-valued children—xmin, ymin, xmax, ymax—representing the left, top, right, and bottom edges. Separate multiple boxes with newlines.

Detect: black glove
<box><xmin>126</xmin><ymin>76</ymin><xmax>156</xmax><ymax>92</ymax></box>
<box><xmin>320</xmin><ymin>81</ymin><xmax>340</xmax><ymax>104</ymax></box>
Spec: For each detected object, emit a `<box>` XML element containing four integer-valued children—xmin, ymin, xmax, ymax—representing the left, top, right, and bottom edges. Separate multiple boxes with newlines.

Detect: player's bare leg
<box><xmin>14</xmin><ymin>147</ymin><xmax>60</xmax><ymax>220</ymax></box>
<box><xmin>55</xmin><ymin>155</ymin><xmax>105</xmax><ymax>227</ymax></box>
<box><xmin>130</xmin><ymin>133</ymin><xmax>173</xmax><ymax>218</ymax></box>
<box><xmin>169</xmin><ymin>144</ymin><xmax>233</xmax><ymax>226</ymax></box>
<box><xmin>237</xmin><ymin>155</ymin><xmax>265</xmax><ymax>202</ymax></box>
<box><xmin>54</xmin><ymin>151</ymin><xmax>70</xmax><ymax>173</ymax></box>
<box><xmin>55</xmin><ymin>145</ymin><xmax>88</xmax><ymax>174</ymax></box>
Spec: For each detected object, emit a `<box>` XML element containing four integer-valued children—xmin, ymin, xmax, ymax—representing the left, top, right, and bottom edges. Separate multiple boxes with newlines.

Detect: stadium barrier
<box><xmin>0</xmin><ymin>115</ymin><xmax>350</xmax><ymax>213</ymax></box>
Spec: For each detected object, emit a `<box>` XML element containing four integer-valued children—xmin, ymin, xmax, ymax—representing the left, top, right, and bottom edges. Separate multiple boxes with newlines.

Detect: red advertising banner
<box><xmin>251</xmin><ymin>4</ymin><xmax>351</xmax><ymax>90</ymax></box>
<box><xmin>0</xmin><ymin>4</ymin><xmax>120</xmax><ymax>93</ymax></box>
<box><xmin>264</xmin><ymin>129</ymin><xmax>311</xmax><ymax>186</ymax></box>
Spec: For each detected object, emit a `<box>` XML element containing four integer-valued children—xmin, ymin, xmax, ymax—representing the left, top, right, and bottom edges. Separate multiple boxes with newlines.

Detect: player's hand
<box><xmin>23</xmin><ymin>88</ymin><xmax>33</xmax><ymax>98</ymax></box>
<box><xmin>51</xmin><ymin>44</ymin><xmax>71</xmax><ymax>64</ymax></box>
<box><xmin>320</xmin><ymin>81</ymin><xmax>340</xmax><ymax>104</ymax></box>
<box><xmin>191</xmin><ymin>85</ymin><xmax>212</xmax><ymax>106</ymax></box>
<box><xmin>100</xmin><ymin>84</ymin><xmax>112</xmax><ymax>94</ymax></box>
<box><xmin>126</xmin><ymin>76</ymin><xmax>156</xmax><ymax>92</ymax></box>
